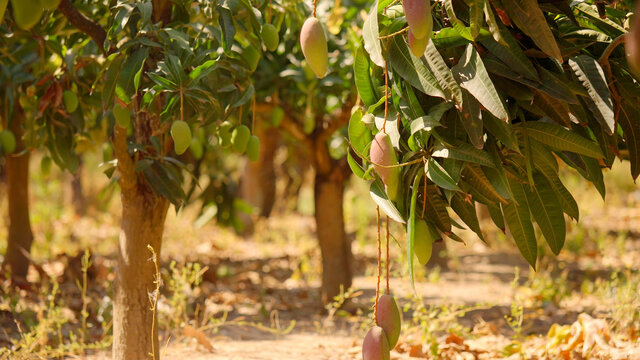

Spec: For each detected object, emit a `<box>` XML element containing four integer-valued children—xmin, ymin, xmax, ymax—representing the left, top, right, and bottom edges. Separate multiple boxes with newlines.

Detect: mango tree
<box><xmin>249</xmin><ymin>0</ymin><xmax>367</xmax><ymax>303</ymax></box>
<box><xmin>349</xmin><ymin>0</ymin><xmax>640</xmax><ymax>357</ymax></box>
<box><xmin>4</xmin><ymin>0</ymin><xmax>270</xmax><ymax>358</ymax></box>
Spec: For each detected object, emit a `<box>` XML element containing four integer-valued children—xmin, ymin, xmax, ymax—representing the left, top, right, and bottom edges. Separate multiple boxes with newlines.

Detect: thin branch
<box><xmin>598</xmin><ymin>33</ymin><xmax>627</xmax><ymax>66</ymax></box>
<box><xmin>58</xmin><ymin>0</ymin><xmax>109</xmax><ymax>55</ymax></box>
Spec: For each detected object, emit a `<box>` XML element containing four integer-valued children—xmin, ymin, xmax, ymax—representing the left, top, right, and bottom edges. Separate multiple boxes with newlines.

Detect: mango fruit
<box><xmin>402</xmin><ymin>0</ymin><xmax>432</xmax><ymax>40</ymax></box>
<box><xmin>218</xmin><ymin>121</ymin><xmax>233</xmax><ymax>147</ymax></box>
<box><xmin>10</xmin><ymin>0</ymin><xmax>43</xmax><ymax>30</ymax></box>
<box><xmin>231</xmin><ymin>125</ymin><xmax>251</xmax><ymax>153</ymax></box>
<box><xmin>0</xmin><ymin>130</ymin><xmax>16</xmax><ymax>154</ymax></box>
<box><xmin>627</xmin><ymin>10</ymin><xmax>640</xmax><ymax>74</ymax></box>
<box><xmin>41</xmin><ymin>156</ymin><xmax>52</xmax><ymax>177</ymax></box>
<box><xmin>376</xmin><ymin>294</ymin><xmax>401</xmax><ymax>349</ymax></box>
<box><xmin>300</xmin><ymin>17</ymin><xmax>328</xmax><ymax>78</ymax></box>
<box><xmin>171</xmin><ymin>120</ymin><xmax>192</xmax><ymax>155</ymax></box>
<box><xmin>413</xmin><ymin>220</ymin><xmax>438</xmax><ymax>265</ymax></box>
<box><xmin>40</xmin><ymin>0</ymin><xmax>61</xmax><ymax>10</ymax></box>
<box><xmin>271</xmin><ymin>106</ymin><xmax>284</xmax><ymax>127</ymax></box>
<box><xmin>261</xmin><ymin>23</ymin><xmax>279</xmax><ymax>52</ymax></box>
<box><xmin>113</xmin><ymin>103</ymin><xmax>131</xmax><ymax>128</ymax></box>
<box><xmin>362</xmin><ymin>326</ymin><xmax>390</xmax><ymax>360</ymax></box>
<box><xmin>246</xmin><ymin>135</ymin><xmax>260</xmax><ymax>162</ymax></box>
<box><xmin>369</xmin><ymin>132</ymin><xmax>400</xmax><ymax>201</ymax></box>
<box><xmin>190</xmin><ymin>137</ymin><xmax>203</xmax><ymax>159</ymax></box>
<box><xmin>63</xmin><ymin>90</ymin><xmax>78</xmax><ymax>113</ymax></box>
<box><xmin>242</xmin><ymin>45</ymin><xmax>261</xmax><ymax>72</ymax></box>
<box><xmin>408</xmin><ymin>29</ymin><xmax>428</xmax><ymax>57</ymax></box>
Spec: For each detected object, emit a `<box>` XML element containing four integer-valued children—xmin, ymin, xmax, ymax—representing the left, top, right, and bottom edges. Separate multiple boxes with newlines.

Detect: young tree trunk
<box><xmin>112</xmin><ymin>183</ymin><xmax>169</xmax><ymax>360</ymax></box>
<box><xmin>3</xmin><ymin>114</ymin><xmax>34</xmax><ymax>280</ymax></box>
<box><xmin>241</xmin><ymin>125</ymin><xmax>279</xmax><ymax>218</ymax></box>
<box><xmin>314</xmin><ymin>165</ymin><xmax>352</xmax><ymax>304</ymax></box>
<box><xmin>71</xmin><ymin>159</ymin><xmax>86</xmax><ymax>216</ymax></box>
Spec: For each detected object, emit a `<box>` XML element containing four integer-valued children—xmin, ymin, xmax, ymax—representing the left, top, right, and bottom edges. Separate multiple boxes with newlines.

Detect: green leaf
<box><xmin>503</xmin><ymin>178</ymin><xmax>537</xmax><ymax>268</ymax></box>
<box><xmin>370</xmin><ymin>179</ymin><xmax>405</xmax><ymax>223</ymax></box>
<box><xmin>116</xmin><ymin>48</ymin><xmax>148</xmax><ymax>104</ymax></box>
<box><xmin>501</xmin><ymin>0</ymin><xmax>563</xmax><ymax>63</ymax></box>
<box><xmin>459</xmin><ymin>90</ymin><xmax>484</xmax><ymax>149</ymax></box>
<box><xmin>483</xmin><ymin>112</ymin><xmax>519</xmax><ymax>152</ymax></box>
<box><xmin>462</xmin><ymin>164</ymin><xmax>508</xmax><ymax>205</ymax></box>
<box><xmin>518</xmin><ymin>122</ymin><xmax>603</xmax><ymax>159</ymax></box>
<box><xmin>348</xmin><ymin>152</ymin><xmax>366</xmax><ymax>179</ymax></box>
<box><xmin>452</xmin><ymin>44</ymin><xmax>508</xmax><ymax>121</ymax></box>
<box><xmin>348</xmin><ymin>109</ymin><xmax>372</xmax><ymax>156</ymax></box>
<box><xmin>424</xmin><ymin>40</ymin><xmax>463</xmax><ymax>105</ymax></box>
<box><xmin>426</xmin><ymin>158</ymin><xmax>461</xmax><ymax>192</ymax></box>
<box><xmin>483</xmin><ymin>0</ymin><xmax>505</xmax><ymax>44</ymax></box>
<box><xmin>363</xmin><ymin>0</ymin><xmax>385</xmax><ymax>68</ymax></box>
<box><xmin>523</xmin><ymin>173</ymin><xmax>565</xmax><ymax>255</ymax></box>
<box><xmin>188</xmin><ymin>60</ymin><xmax>218</xmax><ymax>85</ymax></box>
<box><xmin>581</xmin><ymin>155</ymin><xmax>605</xmax><ymax>199</ymax></box>
<box><xmin>479</xmin><ymin>23</ymin><xmax>539</xmax><ymax>82</ymax></box>
<box><xmin>443</xmin><ymin>0</ymin><xmax>473</xmax><ymax>40</ymax></box>
<box><xmin>389</xmin><ymin>36</ymin><xmax>446</xmax><ymax>99</ymax></box>
<box><xmin>407</xmin><ymin>173</ymin><xmax>423</xmax><ymax>291</ymax></box>
<box><xmin>410</xmin><ymin>102</ymin><xmax>451</xmax><ymax>134</ymax></box>
<box><xmin>568</xmin><ymin>55</ymin><xmax>615</xmax><ymax>134</ymax></box>
<box><xmin>432</xmin><ymin>141</ymin><xmax>495</xmax><ymax>168</ymax></box>
<box><xmin>424</xmin><ymin>185</ymin><xmax>452</xmax><ymax>233</ymax></box>
<box><xmin>450</xmin><ymin>193</ymin><xmax>485</xmax><ymax>241</ymax></box>
<box><xmin>102</xmin><ymin>54</ymin><xmax>125</xmax><ymax>107</ymax></box>
<box><xmin>487</xmin><ymin>203</ymin><xmax>505</xmax><ymax>231</ymax></box>
<box><xmin>217</xmin><ymin>5</ymin><xmax>236</xmax><ymax>52</ymax></box>
<box><xmin>354</xmin><ymin>45</ymin><xmax>378</xmax><ymax>107</ymax></box>
<box><xmin>573</xmin><ymin>3</ymin><xmax>626</xmax><ymax>37</ymax></box>
<box><xmin>142</xmin><ymin>161</ymin><xmax>185</xmax><ymax>208</ymax></box>
<box><xmin>469</xmin><ymin>0</ymin><xmax>483</xmax><ymax>39</ymax></box>
<box><xmin>619</xmin><ymin>103</ymin><xmax>640</xmax><ymax>181</ymax></box>
<box><xmin>432</xmin><ymin>27</ymin><xmax>473</xmax><ymax>48</ymax></box>
<box><xmin>532</xmin><ymin>91</ymin><xmax>573</xmax><ymax>127</ymax></box>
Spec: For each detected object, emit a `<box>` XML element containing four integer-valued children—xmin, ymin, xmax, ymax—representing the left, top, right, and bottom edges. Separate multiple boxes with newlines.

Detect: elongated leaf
<box><xmin>407</xmin><ymin>173</ymin><xmax>423</xmax><ymax>290</ymax></box>
<box><xmin>469</xmin><ymin>0</ymin><xmax>483</xmax><ymax>39</ymax></box>
<box><xmin>432</xmin><ymin>142</ymin><xmax>495</xmax><ymax>167</ymax></box>
<box><xmin>370</xmin><ymin>180</ymin><xmax>405</xmax><ymax>223</ymax></box>
<box><xmin>459</xmin><ymin>90</ymin><xmax>484</xmax><ymax>149</ymax></box>
<box><xmin>619</xmin><ymin>103</ymin><xmax>640</xmax><ymax>181</ymax></box>
<box><xmin>568</xmin><ymin>55</ymin><xmax>614</xmax><ymax>134</ymax></box>
<box><xmin>533</xmin><ymin>91</ymin><xmax>572</xmax><ymax>127</ymax></box>
<box><xmin>102</xmin><ymin>54</ymin><xmax>125</xmax><ymax>106</ymax></box>
<box><xmin>116</xmin><ymin>48</ymin><xmax>149</xmax><ymax>103</ymax></box>
<box><xmin>523</xmin><ymin>173</ymin><xmax>565</xmax><ymax>255</ymax></box>
<box><xmin>348</xmin><ymin>152</ymin><xmax>366</xmax><ymax>179</ymax></box>
<box><xmin>479</xmin><ymin>25</ymin><xmax>539</xmax><ymax>81</ymax></box>
<box><xmin>487</xmin><ymin>203</ymin><xmax>505</xmax><ymax>231</ymax></box>
<box><xmin>452</xmin><ymin>44</ymin><xmax>509</xmax><ymax>121</ymax></box>
<box><xmin>483</xmin><ymin>0</ymin><xmax>505</xmax><ymax>44</ymax></box>
<box><xmin>484</xmin><ymin>112</ymin><xmax>519</xmax><ymax>152</ymax></box>
<box><xmin>518</xmin><ymin>122</ymin><xmax>603</xmax><ymax>159</ymax></box>
<box><xmin>426</xmin><ymin>158</ymin><xmax>461</xmax><ymax>192</ymax></box>
<box><xmin>424</xmin><ymin>41</ymin><xmax>463</xmax><ymax>105</ymax></box>
<box><xmin>354</xmin><ymin>45</ymin><xmax>378</xmax><ymax>106</ymax></box>
<box><xmin>443</xmin><ymin>0</ymin><xmax>473</xmax><ymax>40</ymax></box>
<box><xmin>363</xmin><ymin>0</ymin><xmax>385</xmax><ymax>68</ymax></box>
<box><xmin>581</xmin><ymin>155</ymin><xmax>605</xmax><ymax>199</ymax></box>
<box><xmin>389</xmin><ymin>36</ymin><xmax>446</xmax><ymax>99</ymax></box>
<box><xmin>425</xmin><ymin>185</ymin><xmax>452</xmax><ymax>232</ymax></box>
<box><xmin>462</xmin><ymin>164</ymin><xmax>508</xmax><ymax>204</ymax></box>
<box><xmin>573</xmin><ymin>3</ymin><xmax>626</xmax><ymax>37</ymax></box>
<box><xmin>503</xmin><ymin>178</ymin><xmax>537</xmax><ymax>268</ymax></box>
<box><xmin>450</xmin><ymin>193</ymin><xmax>484</xmax><ymax>241</ymax></box>
<box><xmin>348</xmin><ymin>109</ymin><xmax>372</xmax><ymax>156</ymax></box>
<box><xmin>432</xmin><ymin>27</ymin><xmax>473</xmax><ymax>48</ymax></box>
<box><xmin>217</xmin><ymin>6</ymin><xmax>235</xmax><ymax>52</ymax></box>
<box><xmin>501</xmin><ymin>0</ymin><xmax>563</xmax><ymax>63</ymax></box>
<box><xmin>410</xmin><ymin>102</ymin><xmax>451</xmax><ymax>134</ymax></box>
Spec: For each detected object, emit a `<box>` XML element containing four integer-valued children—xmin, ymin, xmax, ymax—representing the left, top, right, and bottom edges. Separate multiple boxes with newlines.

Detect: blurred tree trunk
<box><xmin>426</xmin><ymin>240</ymin><xmax>448</xmax><ymax>270</ymax></box>
<box><xmin>3</xmin><ymin>112</ymin><xmax>34</xmax><ymax>280</ymax></box>
<box><xmin>241</xmin><ymin>122</ymin><xmax>279</xmax><ymax>218</ymax></box>
<box><xmin>71</xmin><ymin>159</ymin><xmax>86</xmax><ymax>216</ymax></box>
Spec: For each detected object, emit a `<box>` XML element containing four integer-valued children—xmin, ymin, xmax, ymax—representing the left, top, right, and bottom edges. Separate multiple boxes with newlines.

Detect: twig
<box><xmin>374</xmin><ymin>206</ymin><xmax>381</xmax><ymax>323</ymax></box>
<box><xmin>58</xmin><ymin>0</ymin><xmax>109</xmax><ymax>55</ymax></box>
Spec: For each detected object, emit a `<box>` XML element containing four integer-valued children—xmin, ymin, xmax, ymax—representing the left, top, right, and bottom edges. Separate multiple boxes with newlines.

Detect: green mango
<box><xmin>171</xmin><ymin>120</ymin><xmax>192</xmax><ymax>155</ymax></box>
<box><xmin>246</xmin><ymin>135</ymin><xmax>260</xmax><ymax>162</ymax></box>
<box><xmin>413</xmin><ymin>220</ymin><xmax>439</xmax><ymax>265</ymax></box>
<box><xmin>218</xmin><ymin>121</ymin><xmax>233</xmax><ymax>147</ymax></box>
<box><xmin>241</xmin><ymin>45</ymin><xmax>261</xmax><ymax>72</ymax></box>
<box><xmin>41</xmin><ymin>156</ymin><xmax>52</xmax><ymax>177</ymax></box>
<box><xmin>190</xmin><ymin>137</ymin><xmax>203</xmax><ymax>159</ymax></box>
<box><xmin>113</xmin><ymin>103</ymin><xmax>131</xmax><ymax>128</ymax></box>
<box><xmin>261</xmin><ymin>23</ymin><xmax>279</xmax><ymax>52</ymax></box>
<box><xmin>0</xmin><ymin>130</ymin><xmax>16</xmax><ymax>154</ymax></box>
<box><xmin>63</xmin><ymin>90</ymin><xmax>79</xmax><ymax>113</ymax></box>
<box><xmin>408</xmin><ymin>29</ymin><xmax>428</xmax><ymax>57</ymax></box>
<box><xmin>300</xmin><ymin>17</ymin><xmax>328</xmax><ymax>78</ymax></box>
<box><xmin>231</xmin><ymin>125</ymin><xmax>251</xmax><ymax>153</ymax></box>
<box><xmin>11</xmin><ymin>0</ymin><xmax>43</xmax><ymax>30</ymax></box>
<box><xmin>376</xmin><ymin>294</ymin><xmax>402</xmax><ymax>348</ymax></box>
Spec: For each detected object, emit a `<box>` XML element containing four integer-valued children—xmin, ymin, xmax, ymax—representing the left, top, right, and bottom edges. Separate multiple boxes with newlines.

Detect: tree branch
<box><xmin>58</xmin><ymin>0</ymin><xmax>109</xmax><ymax>55</ymax></box>
<box><xmin>318</xmin><ymin>97</ymin><xmax>356</xmax><ymax>142</ymax></box>
<box><xmin>254</xmin><ymin>102</ymin><xmax>312</xmax><ymax>149</ymax></box>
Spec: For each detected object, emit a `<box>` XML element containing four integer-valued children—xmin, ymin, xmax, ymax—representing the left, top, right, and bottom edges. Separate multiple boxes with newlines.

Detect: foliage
<box><xmin>349</xmin><ymin>0</ymin><xmax>640</xmax><ymax>271</ymax></box>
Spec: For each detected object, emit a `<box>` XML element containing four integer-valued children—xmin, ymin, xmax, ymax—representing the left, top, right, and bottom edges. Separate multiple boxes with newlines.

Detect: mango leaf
<box><xmin>426</xmin><ymin>158</ymin><xmax>461</xmax><ymax>192</ymax></box>
<box><xmin>354</xmin><ymin>45</ymin><xmax>378</xmax><ymax>106</ymax></box>
<box><xmin>450</xmin><ymin>193</ymin><xmax>485</xmax><ymax>241</ymax></box>
<box><xmin>469</xmin><ymin>0</ymin><xmax>483</xmax><ymax>39</ymax></box>
<box><xmin>568</xmin><ymin>55</ymin><xmax>615</xmax><ymax>134</ymax></box>
<box><xmin>432</xmin><ymin>141</ymin><xmax>495</xmax><ymax>167</ymax></box>
<box><xmin>425</xmin><ymin>185</ymin><xmax>452</xmax><ymax>232</ymax></box>
<box><xmin>501</xmin><ymin>0</ymin><xmax>563</xmax><ymax>63</ymax></box>
<box><xmin>217</xmin><ymin>5</ymin><xmax>235</xmax><ymax>52</ymax></box>
<box><xmin>432</xmin><ymin>27</ymin><xmax>473</xmax><ymax>48</ymax></box>
<box><xmin>523</xmin><ymin>173</ymin><xmax>565</xmax><ymax>255</ymax></box>
<box><xmin>102</xmin><ymin>53</ymin><xmax>125</xmax><ymax>107</ymax></box>
<box><xmin>424</xmin><ymin>40</ymin><xmax>463</xmax><ymax>105</ymax></box>
<box><xmin>407</xmin><ymin>173</ymin><xmax>423</xmax><ymax>290</ymax></box>
<box><xmin>348</xmin><ymin>152</ymin><xmax>367</xmax><ymax>179</ymax></box>
<box><xmin>348</xmin><ymin>109</ymin><xmax>372</xmax><ymax>156</ymax></box>
<box><xmin>443</xmin><ymin>0</ymin><xmax>473</xmax><ymax>40</ymax></box>
<box><xmin>573</xmin><ymin>3</ymin><xmax>626</xmax><ymax>37</ymax></box>
<box><xmin>479</xmin><ymin>24</ymin><xmax>539</xmax><ymax>82</ymax></box>
<box><xmin>503</xmin><ymin>178</ymin><xmax>537</xmax><ymax>269</ymax></box>
<box><xmin>363</xmin><ymin>0</ymin><xmax>385</xmax><ymax>68</ymax></box>
<box><xmin>116</xmin><ymin>48</ymin><xmax>149</xmax><ymax>104</ymax></box>
<box><xmin>487</xmin><ymin>203</ymin><xmax>505</xmax><ymax>231</ymax></box>
<box><xmin>142</xmin><ymin>161</ymin><xmax>185</xmax><ymax>208</ymax></box>
<box><xmin>619</xmin><ymin>102</ymin><xmax>640</xmax><ymax>181</ymax></box>
<box><xmin>581</xmin><ymin>155</ymin><xmax>605</xmax><ymax>199</ymax></box>
<box><xmin>532</xmin><ymin>91</ymin><xmax>573</xmax><ymax>127</ymax></box>
<box><xmin>462</xmin><ymin>164</ymin><xmax>508</xmax><ymax>204</ymax></box>
<box><xmin>370</xmin><ymin>179</ymin><xmax>405</xmax><ymax>223</ymax></box>
<box><xmin>410</xmin><ymin>102</ymin><xmax>451</xmax><ymax>134</ymax></box>
<box><xmin>483</xmin><ymin>112</ymin><xmax>519</xmax><ymax>152</ymax></box>
<box><xmin>483</xmin><ymin>0</ymin><xmax>505</xmax><ymax>44</ymax></box>
<box><xmin>389</xmin><ymin>36</ymin><xmax>446</xmax><ymax>99</ymax></box>
<box><xmin>518</xmin><ymin>122</ymin><xmax>603</xmax><ymax>159</ymax></box>
<box><xmin>459</xmin><ymin>90</ymin><xmax>484</xmax><ymax>149</ymax></box>
<box><xmin>452</xmin><ymin>44</ymin><xmax>509</xmax><ymax>121</ymax></box>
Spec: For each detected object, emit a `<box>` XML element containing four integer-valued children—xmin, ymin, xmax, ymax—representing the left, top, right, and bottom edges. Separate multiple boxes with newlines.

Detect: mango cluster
<box><xmin>362</xmin><ymin>294</ymin><xmax>402</xmax><ymax>360</ymax></box>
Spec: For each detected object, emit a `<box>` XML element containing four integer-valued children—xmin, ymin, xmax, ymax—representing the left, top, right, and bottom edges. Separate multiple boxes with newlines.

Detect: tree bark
<box><xmin>3</xmin><ymin>113</ymin><xmax>34</xmax><ymax>280</ymax></box>
<box><xmin>314</xmin><ymin>163</ymin><xmax>352</xmax><ymax>304</ymax></box>
<box><xmin>71</xmin><ymin>159</ymin><xmax>86</xmax><ymax>216</ymax></box>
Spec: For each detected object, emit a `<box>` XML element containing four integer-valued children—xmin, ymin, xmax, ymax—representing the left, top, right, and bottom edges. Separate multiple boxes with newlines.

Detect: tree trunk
<box><xmin>71</xmin><ymin>159</ymin><xmax>86</xmax><ymax>216</ymax></box>
<box><xmin>241</xmin><ymin>126</ymin><xmax>279</xmax><ymax>218</ymax></box>
<box><xmin>426</xmin><ymin>240</ymin><xmax>448</xmax><ymax>270</ymax></box>
<box><xmin>112</xmin><ymin>187</ymin><xmax>169</xmax><ymax>360</ymax></box>
<box><xmin>314</xmin><ymin>167</ymin><xmax>352</xmax><ymax>304</ymax></box>
<box><xmin>3</xmin><ymin>114</ymin><xmax>34</xmax><ymax>280</ymax></box>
